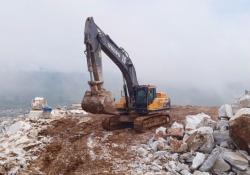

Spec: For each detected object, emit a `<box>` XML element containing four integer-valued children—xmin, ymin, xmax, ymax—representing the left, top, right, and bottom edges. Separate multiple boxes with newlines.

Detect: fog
<box><xmin>0</xmin><ymin>0</ymin><xmax>250</xmax><ymax>107</ymax></box>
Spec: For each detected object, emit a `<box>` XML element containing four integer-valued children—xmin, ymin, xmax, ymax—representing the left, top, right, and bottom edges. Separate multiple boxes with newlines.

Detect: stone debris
<box><xmin>239</xmin><ymin>150</ymin><xmax>250</xmax><ymax>163</ymax></box>
<box><xmin>191</xmin><ymin>152</ymin><xmax>206</xmax><ymax>170</ymax></box>
<box><xmin>213</xmin><ymin>130</ymin><xmax>231</xmax><ymax>146</ymax></box>
<box><xmin>212</xmin><ymin>156</ymin><xmax>231</xmax><ymax>173</ymax></box>
<box><xmin>129</xmin><ymin>108</ymin><xmax>250</xmax><ymax>175</ymax></box>
<box><xmin>155</xmin><ymin>126</ymin><xmax>167</xmax><ymax>139</ymax></box>
<box><xmin>222</xmin><ymin>151</ymin><xmax>249</xmax><ymax>171</ymax></box>
<box><xmin>170</xmin><ymin>138</ymin><xmax>187</xmax><ymax>153</ymax></box>
<box><xmin>2</xmin><ymin>92</ymin><xmax>250</xmax><ymax>174</ymax></box>
<box><xmin>199</xmin><ymin>147</ymin><xmax>221</xmax><ymax>172</ymax></box>
<box><xmin>0</xmin><ymin>100</ymin><xmax>88</xmax><ymax>174</ymax></box>
<box><xmin>0</xmin><ymin>116</ymin><xmax>51</xmax><ymax>174</ymax></box>
<box><xmin>193</xmin><ymin>171</ymin><xmax>210</xmax><ymax>175</ymax></box>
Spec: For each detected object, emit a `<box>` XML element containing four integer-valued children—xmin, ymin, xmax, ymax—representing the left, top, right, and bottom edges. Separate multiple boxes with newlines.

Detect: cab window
<box><xmin>148</xmin><ymin>88</ymin><xmax>156</xmax><ymax>104</ymax></box>
<box><xmin>136</xmin><ymin>89</ymin><xmax>147</xmax><ymax>105</ymax></box>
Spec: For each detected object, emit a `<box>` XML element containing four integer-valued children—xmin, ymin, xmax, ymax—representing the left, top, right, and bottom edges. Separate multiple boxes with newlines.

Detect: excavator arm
<box><xmin>84</xmin><ymin>17</ymin><xmax>138</xmax><ymax>108</ymax></box>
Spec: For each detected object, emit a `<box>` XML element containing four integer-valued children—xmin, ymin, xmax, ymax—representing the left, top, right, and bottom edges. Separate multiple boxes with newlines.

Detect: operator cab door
<box><xmin>134</xmin><ymin>86</ymin><xmax>156</xmax><ymax>114</ymax></box>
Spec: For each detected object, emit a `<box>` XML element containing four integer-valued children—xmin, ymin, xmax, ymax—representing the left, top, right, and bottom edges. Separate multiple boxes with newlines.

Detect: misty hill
<box><xmin>0</xmin><ymin>70</ymin><xmax>245</xmax><ymax>109</ymax></box>
<box><xmin>0</xmin><ymin>71</ymin><xmax>87</xmax><ymax>108</ymax></box>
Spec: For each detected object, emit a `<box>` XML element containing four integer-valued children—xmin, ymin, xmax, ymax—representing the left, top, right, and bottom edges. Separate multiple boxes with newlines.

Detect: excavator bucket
<box><xmin>81</xmin><ymin>90</ymin><xmax>118</xmax><ymax>114</ymax></box>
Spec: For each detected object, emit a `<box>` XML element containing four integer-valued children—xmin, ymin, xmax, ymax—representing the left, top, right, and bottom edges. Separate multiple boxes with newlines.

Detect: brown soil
<box><xmin>20</xmin><ymin>105</ymin><xmax>218</xmax><ymax>175</ymax></box>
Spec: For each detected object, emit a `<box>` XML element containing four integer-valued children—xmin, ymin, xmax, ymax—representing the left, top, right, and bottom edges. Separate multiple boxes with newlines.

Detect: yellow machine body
<box><xmin>115</xmin><ymin>86</ymin><xmax>170</xmax><ymax>112</ymax></box>
<box><xmin>147</xmin><ymin>91</ymin><xmax>170</xmax><ymax>111</ymax></box>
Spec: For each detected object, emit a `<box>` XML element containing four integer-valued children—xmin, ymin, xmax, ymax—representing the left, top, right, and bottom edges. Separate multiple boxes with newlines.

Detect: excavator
<box><xmin>81</xmin><ymin>17</ymin><xmax>171</xmax><ymax>132</ymax></box>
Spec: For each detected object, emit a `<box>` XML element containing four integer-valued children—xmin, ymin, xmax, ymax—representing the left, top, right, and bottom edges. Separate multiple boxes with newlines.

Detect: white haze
<box><xmin>0</xmin><ymin>0</ymin><xmax>250</xmax><ymax>106</ymax></box>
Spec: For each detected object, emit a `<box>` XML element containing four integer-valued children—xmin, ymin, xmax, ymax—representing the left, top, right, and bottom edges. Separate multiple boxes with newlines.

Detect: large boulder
<box><xmin>229</xmin><ymin>108</ymin><xmax>250</xmax><ymax>154</ymax></box>
<box><xmin>186</xmin><ymin>127</ymin><xmax>214</xmax><ymax>153</ymax></box>
<box><xmin>185</xmin><ymin>113</ymin><xmax>212</xmax><ymax>131</ymax></box>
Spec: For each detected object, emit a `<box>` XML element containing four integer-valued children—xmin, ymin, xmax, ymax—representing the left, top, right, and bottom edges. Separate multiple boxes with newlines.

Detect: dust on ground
<box><xmin>21</xmin><ymin>105</ymin><xmax>218</xmax><ymax>175</ymax></box>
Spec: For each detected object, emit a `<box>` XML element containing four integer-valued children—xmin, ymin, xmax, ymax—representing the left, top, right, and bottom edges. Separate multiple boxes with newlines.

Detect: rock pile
<box><xmin>0</xmin><ymin>104</ymin><xmax>88</xmax><ymax>174</ymax></box>
<box><xmin>130</xmin><ymin>113</ymin><xmax>250</xmax><ymax>175</ymax></box>
<box><xmin>219</xmin><ymin>91</ymin><xmax>250</xmax><ymax>154</ymax></box>
<box><xmin>0</xmin><ymin>114</ymin><xmax>52</xmax><ymax>174</ymax></box>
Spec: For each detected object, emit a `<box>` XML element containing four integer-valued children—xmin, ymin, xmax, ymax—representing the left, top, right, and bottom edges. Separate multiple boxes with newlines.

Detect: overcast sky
<box><xmin>0</xmin><ymin>0</ymin><xmax>250</xmax><ymax>100</ymax></box>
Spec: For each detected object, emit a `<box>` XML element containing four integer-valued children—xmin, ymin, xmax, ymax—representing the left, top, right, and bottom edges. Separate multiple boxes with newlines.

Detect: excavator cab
<box><xmin>134</xmin><ymin>85</ymin><xmax>170</xmax><ymax>115</ymax></box>
<box><xmin>134</xmin><ymin>85</ymin><xmax>156</xmax><ymax>114</ymax></box>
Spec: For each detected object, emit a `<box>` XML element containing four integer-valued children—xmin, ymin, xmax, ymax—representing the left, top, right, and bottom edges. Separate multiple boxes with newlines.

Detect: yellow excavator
<box><xmin>81</xmin><ymin>17</ymin><xmax>171</xmax><ymax>132</ymax></box>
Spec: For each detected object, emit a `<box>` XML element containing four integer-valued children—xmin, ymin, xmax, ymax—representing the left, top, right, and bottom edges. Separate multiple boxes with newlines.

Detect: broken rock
<box><xmin>185</xmin><ymin>113</ymin><xmax>211</xmax><ymax>131</ymax></box>
<box><xmin>222</xmin><ymin>150</ymin><xmax>248</xmax><ymax>171</ymax></box>
<box><xmin>180</xmin><ymin>152</ymin><xmax>194</xmax><ymax>163</ymax></box>
<box><xmin>199</xmin><ymin>147</ymin><xmax>221</xmax><ymax>172</ymax></box>
<box><xmin>180</xmin><ymin>169</ymin><xmax>192</xmax><ymax>175</ymax></box>
<box><xmin>170</xmin><ymin>138</ymin><xmax>187</xmax><ymax>153</ymax></box>
<box><xmin>171</xmin><ymin>122</ymin><xmax>184</xmax><ymax>129</ymax></box>
<box><xmin>239</xmin><ymin>94</ymin><xmax>250</xmax><ymax>108</ymax></box>
<box><xmin>191</xmin><ymin>152</ymin><xmax>206</xmax><ymax>170</ymax></box>
<box><xmin>213</xmin><ymin>130</ymin><xmax>231</xmax><ymax>145</ymax></box>
<box><xmin>217</xmin><ymin>118</ymin><xmax>229</xmax><ymax>131</ymax></box>
<box><xmin>238</xmin><ymin>150</ymin><xmax>250</xmax><ymax>163</ymax></box>
<box><xmin>219</xmin><ymin>104</ymin><xmax>233</xmax><ymax>119</ymax></box>
<box><xmin>229</xmin><ymin>108</ymin><xmax>250</xmax><ymax>153</ymax></box>
<box><xmin>137</xmin><ymin>147</ymin><xmax>148</xmax><ymax>157</ymax></box>
<box><xmin>236</xmin><ymin>167</ymin><xmax>250</xmax><ymax>175</ymax></box>
<box><xmin>212</xmin><ymin>156</ymin><xmax>231</xmax><ymax>173</ymax></box>
<box><xmin>168</xmin><ymin>122</ymin><xmax>184</xmax><ymax>139</ymax></box>
<box><xmin>167</xmin><ymin>128</ymin><xmax>184</xmax><ymax>139</ymax></box>
<box><xmin>149</xmin><ymin>137</ymin><xmax>167</xmax><ymax>152</ymax></box>
<box><xmin>155</xmin><ymin>127</ymin><xmax>167</xmax><ymax>139</ymax></box>
<box><xmin>193</xmin><ymin>171</ymin><xmax>210</xmax><ymax>175</ymax></box>
<box><xmin>186</xmin><ymin>127</ymin><xmax>214</xmax><ymax>153</ymax></box>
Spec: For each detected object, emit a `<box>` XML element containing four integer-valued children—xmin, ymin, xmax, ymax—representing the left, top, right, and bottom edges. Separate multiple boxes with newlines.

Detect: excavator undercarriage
<box><xmin>102</xmin><ymin>110</ymin><xmax>170</xmax><ymax>132</ymax></box>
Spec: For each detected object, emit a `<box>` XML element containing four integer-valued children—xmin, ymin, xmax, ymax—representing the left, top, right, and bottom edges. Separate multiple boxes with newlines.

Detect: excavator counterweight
<box><xmin>82</xmin><ymin>17</ymin><xmax>171</xmax><ymax>131</ymax></box>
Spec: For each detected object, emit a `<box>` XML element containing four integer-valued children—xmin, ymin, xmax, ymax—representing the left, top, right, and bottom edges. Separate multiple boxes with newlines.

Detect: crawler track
<box><xmin>102</xmin><ymin>111</ymin><xmax>170</xmax><ymax>132</ymax></box>
<box><xmin>133</xmin><ymin>113</ymin><xmax>170</xmax><ymax>132</ymax></box>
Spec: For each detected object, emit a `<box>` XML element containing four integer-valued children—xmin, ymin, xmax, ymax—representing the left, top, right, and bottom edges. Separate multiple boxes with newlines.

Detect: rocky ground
<box><xmin>1</xmin><ymin>103</ymin><xmax>250</xmax><ymax>175</ymax></box>
<box><xmin>18</xmin><ymin>105</ymin><xmax>217</xmax><ymax>174</ymax></box>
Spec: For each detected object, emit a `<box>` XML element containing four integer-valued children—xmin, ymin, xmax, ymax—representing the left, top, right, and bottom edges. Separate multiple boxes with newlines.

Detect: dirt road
<box><xmin>21</xmin><ymin>105</ymin><xmax>218</xmax><ymax>175</ymax></box>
